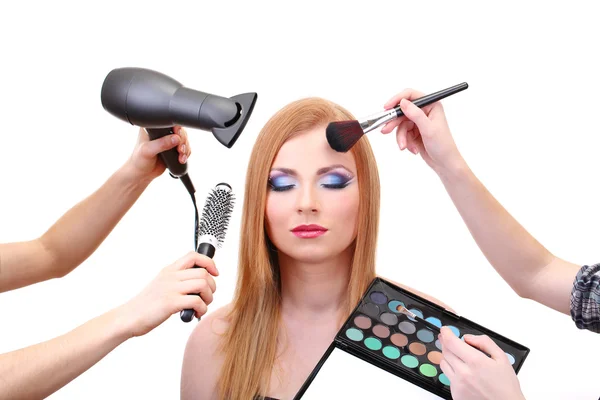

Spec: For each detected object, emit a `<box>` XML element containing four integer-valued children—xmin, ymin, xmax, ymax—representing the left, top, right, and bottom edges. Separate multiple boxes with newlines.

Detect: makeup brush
<box><xmin>326</xmin><ymin>82</ymin><xmax>468</xmax><ymax>152</ymax></box>
<box><xmin>396</xmin><ymin>305</ymin><xmax>441</xmax><ymax>333</ymax></box>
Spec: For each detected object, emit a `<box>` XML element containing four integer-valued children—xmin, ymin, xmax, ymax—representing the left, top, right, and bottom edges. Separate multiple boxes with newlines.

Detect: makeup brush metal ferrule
<box><xmin>397</xmin><ymin>305</ymin><xmax>441</xmax><ymax>333</ymax></box>
<box><xmin>326</xmin><ymin>82</ymin><xmax>469</xmax><ymax>153</ymax></box>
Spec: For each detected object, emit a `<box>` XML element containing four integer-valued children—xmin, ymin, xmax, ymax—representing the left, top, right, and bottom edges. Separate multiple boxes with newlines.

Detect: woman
<box><xmin>181</xmin><ymin>98</ymin><xmax>452</xmax><ymax>399</ymax></box>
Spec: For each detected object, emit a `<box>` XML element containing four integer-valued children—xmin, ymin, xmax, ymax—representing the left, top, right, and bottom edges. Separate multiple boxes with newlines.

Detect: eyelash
<box><xmin>268</xmin><ymin>180</ymin><xmax>351</xmax><ymax>192</ymax></box>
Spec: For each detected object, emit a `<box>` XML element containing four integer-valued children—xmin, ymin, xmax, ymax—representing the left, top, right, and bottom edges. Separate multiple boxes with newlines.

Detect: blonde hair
<box><xmin>217</xmin><ymin>98</ymin><xmax>380</xmax><ymax>399</ymax></box>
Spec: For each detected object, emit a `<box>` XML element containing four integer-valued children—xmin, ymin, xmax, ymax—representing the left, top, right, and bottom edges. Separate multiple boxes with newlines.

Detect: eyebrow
<box><xmin>270</xmin><ymin>164</ymin><xmax>353</xmax><ymax>176</ymax></box>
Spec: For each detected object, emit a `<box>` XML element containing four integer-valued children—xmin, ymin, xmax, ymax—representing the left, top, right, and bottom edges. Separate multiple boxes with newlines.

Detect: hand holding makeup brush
<box><xmin>381</xmin><ymin>89</ymin><xmax>467</xmax><ymax>176</ymax></box>
<box><xmin>438</xmin><ymin>327</ymin><xmax>526</xmax><ymax>400</ymax></box>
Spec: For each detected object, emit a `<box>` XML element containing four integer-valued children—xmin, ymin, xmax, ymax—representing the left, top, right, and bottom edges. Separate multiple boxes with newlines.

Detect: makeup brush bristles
<box><xmin>397</xmin><ymin>305</ymin><xmax>441</xmax><ymax>333</ymax></box>
<box><xmin>326</xmin><ymin>120</ymin><xmax>364</xmax><ymax>153</ymax></box>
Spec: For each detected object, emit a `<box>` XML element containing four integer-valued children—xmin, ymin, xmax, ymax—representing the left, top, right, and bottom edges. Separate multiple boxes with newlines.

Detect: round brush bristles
<box><xmin>198</xmin><ymin>183</ymin><xmax>235</xmax><ymax>247</ymax></box>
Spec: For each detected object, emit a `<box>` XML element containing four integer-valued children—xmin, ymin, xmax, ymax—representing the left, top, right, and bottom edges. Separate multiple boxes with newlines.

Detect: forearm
<box><xmin>0</xmin><ymin>307</ymin><xmax>131</xmax><ymax>399</ymax></box>
<box><xmin>41</xmin><ymin>163</ymin><xmax>151</xmax><ymax>273</ymax></box>
<box><xmin>437</xmin><ymin>162</ymin><xmax>579</xmax><ymax>313</ymax></box>
<box><xmin>0</xmin><ymin>163</ymin><xmax>151</xmax><ymax>292</ymax></box>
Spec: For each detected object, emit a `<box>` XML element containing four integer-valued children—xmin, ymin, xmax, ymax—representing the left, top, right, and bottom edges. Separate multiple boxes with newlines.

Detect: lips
<box><xmin>291</xmin><ymin>224</ymin><xmax>328</xmax><ymax>238</ymax></box>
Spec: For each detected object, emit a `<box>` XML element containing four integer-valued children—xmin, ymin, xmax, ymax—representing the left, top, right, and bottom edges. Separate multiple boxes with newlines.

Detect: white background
<box><xmin>1</xmin><ymin>1</ymin><xmax>598</xmax><ymax>399</ymax></box>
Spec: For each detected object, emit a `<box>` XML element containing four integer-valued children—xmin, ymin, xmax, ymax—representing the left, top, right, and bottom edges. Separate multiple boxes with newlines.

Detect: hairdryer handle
<box><xmin>146</xmin><ymin>127</ymin><xmax>188</xmax><ymax>177</ymax></box>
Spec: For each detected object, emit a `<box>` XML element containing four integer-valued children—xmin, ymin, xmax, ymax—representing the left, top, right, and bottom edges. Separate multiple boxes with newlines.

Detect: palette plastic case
<box><xmin>294</xmin><ymin>278</ymin><xmax>530</xmax><ymax>399</ymax></box>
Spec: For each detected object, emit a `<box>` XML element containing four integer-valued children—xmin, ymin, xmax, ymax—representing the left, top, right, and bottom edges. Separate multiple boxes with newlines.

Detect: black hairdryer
<box><xmin>100</xmin><ymin>67</ymin><xmax>257</xmax><ymax>183</ymax></box>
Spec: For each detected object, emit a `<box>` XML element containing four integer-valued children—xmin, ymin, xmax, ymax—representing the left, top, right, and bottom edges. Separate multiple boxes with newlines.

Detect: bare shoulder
<box><xmin>181</xmin><ymin>304</ymin><xmax>233</xmax><ymax>400</ymax></box>
<box><xmin>377</xmin><ymin>275</ymin><xmax>456</xmax><ymax>314</ymax></box>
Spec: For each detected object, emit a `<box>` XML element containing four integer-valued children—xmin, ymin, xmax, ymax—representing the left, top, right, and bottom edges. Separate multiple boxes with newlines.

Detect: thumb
<box><xmin>463</xmin><ymin>334</ymin><xmax>506</xmax><ymax>361</ymax></box>
<box><xmin>141</xmin><ymin>134</ymin><xmax>180</xmax><ymax>158</ymax></box>
<box><xmin>399</xmin><ymin>99</ymin><xmax>433</xmax><ymax>138</ymax></box>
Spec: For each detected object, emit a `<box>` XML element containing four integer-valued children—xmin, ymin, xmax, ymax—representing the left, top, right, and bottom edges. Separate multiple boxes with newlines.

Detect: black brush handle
<box><xmin>393</xmin><ymin>82</ymin><xmax>469</xmax><ymax>118</ymax></box>
<box><xmin>180</xmin><ymin>242</ymin><xmax>216</xmax><ymax>323</ymax></box>
<box><xmin>416</xmin><ymin>315</ymin><xmax>441</xmax><ymax>333</ymax></box>
<box><xmin>146</xmin><ymin>127</ymin><xmax>188</xmax><ymax>177</ymax></box>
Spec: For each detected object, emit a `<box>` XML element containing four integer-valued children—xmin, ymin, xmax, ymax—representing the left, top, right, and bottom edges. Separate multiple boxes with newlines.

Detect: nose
<box><xmin>296</xmin><ymin>184</ymin><xmax>319</xmax><ymax>214</ymax></box>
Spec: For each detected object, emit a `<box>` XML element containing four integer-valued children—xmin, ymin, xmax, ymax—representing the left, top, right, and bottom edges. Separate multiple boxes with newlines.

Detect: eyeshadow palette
<box><xmin>294</xmin><ymin>278</ymin><xmax>530</xmax><ymax>399</ymax></box>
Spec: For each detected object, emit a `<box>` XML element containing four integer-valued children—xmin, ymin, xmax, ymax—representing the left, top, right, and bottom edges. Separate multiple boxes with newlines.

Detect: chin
<box><xmin>280</xmin><ymin>242</ymin><xmax>351</xmax><ymax>264</ymax></box>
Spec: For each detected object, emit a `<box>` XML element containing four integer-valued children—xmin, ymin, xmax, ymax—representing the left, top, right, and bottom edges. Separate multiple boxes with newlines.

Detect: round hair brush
<box><xmin>180</xmin><ymin>183</ymin><xmax>235</xmax><ymax>322</ymax></box>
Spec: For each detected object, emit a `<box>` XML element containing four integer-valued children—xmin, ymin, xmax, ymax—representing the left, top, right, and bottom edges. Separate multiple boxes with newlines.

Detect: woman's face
<box><xmin>265</xmin><ymin>125</ymin><xmax>360</xmax><ymax>264</ymax></box>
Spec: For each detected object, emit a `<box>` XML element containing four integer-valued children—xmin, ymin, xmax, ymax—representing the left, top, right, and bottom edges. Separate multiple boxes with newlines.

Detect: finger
<box><xmin>176</xmin><ymin>268</ymin><xmax>217</xmax><ymax>292</ymax></box>
<box><xmin>384</xmin><ymin>88</ymin><xmax>426</xmax><ymax>110</ymax></box>
<box><xmin>381</xmin><ymin>116</ymin><xmax>408</xmax><ymax>134</ymax></box>
<box><xmin>398</xmin><ymin>98</ymin><xmax>434</xmax><ymax>137</ymax></box>
<box><xmin>180</xmin><ymin>295</ymin><xmax>208</xmax><ymax>318</ymax></box>
<box><xmin>138</xmin><ymin>127</ymin><xmax>149</xmax><ymax>143</ymax></box>
<box><xmin>179</xmin><ymin>279</ymin><xmax>215</xmax><ymax>305</ymax></box>
<box><xmin>402</xmin><ymin>122</ymin><xmax>419</xmax><ymax>154</ymax></box>
<box><xmin>171</xmin><ymin>252</ymin><xmax>219</xmax><ymax>276</ymax></box>
<box><xmin>176</xmin><ymin>267</ymin><xmax>211</xmax><ymax>282</ymax></box>
<box><xmin>441</xmin><ymin>343</ymin><xmax>466</xmax><ymax>371</ymax></box>
<box><xmin>440</xmin><ymin>326</ymin><xmax>478</xmax><ymax>364</ymax></box>
<box><xmin>439</xmin><ymin>359</ymin><xmax>455</xmax><ymax>382</ymax></box>
<box><xmin>463</xmin><ymin>334</ymin><xmax>506</xmax><ymax>361</ymax></box>
<box><xmin>141</xmin><ymin>134</ymin><xmax>180</xmax><ymax>158</ymax></box>
<box><xmin>179</xmin><ymin>144</ymin><xmax>188</xmax><ymax>164</ymax></box>
<box><xmin>395</xmin><ymin>120</ymin><xmax>411</xmax><ymax>150</ymax></box>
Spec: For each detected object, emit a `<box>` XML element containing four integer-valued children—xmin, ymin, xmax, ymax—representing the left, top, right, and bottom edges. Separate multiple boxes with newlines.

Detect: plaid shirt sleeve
<box><xmin>570</xmin><ymin>263</ymin><xmax>600</xmax><ymax>333</ymax></box>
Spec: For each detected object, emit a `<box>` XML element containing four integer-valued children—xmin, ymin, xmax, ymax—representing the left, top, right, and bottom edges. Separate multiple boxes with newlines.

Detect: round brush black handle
<box><xmin>393</xmin><ymin>82</ymin><xmax>469</xmax><ymax>118</ymax></box>
<box><xmin>180</xmin><ymin>242</ymin><xmax>216</xmax><ymax>323</ymax></box>
<box><xmin>146</xmin><ymin>127</ymin><xmax>188</xmax><ymax>177</ymax></box>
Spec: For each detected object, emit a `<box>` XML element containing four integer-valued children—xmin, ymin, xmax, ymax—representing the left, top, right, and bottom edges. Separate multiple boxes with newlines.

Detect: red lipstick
<box><xmin>291</xmin><ymin>224</ymin><xmax>328</xmax><ymax>238</ymax></box>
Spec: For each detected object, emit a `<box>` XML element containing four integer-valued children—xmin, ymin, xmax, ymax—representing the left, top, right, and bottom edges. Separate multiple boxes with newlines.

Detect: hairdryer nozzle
<box><xmin>212</xmin><ymin>92</ymin><xmax>258</xmax><ymax>148</ymax></box>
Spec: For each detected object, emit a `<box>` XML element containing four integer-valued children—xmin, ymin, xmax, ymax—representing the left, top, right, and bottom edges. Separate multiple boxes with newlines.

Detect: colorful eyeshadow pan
<box><xmin>346</xmin><ymin>328</ymin><xmax>363</xmax><ymax>341</ymax></box>
<box><xmin>439</xmin><ymin>373</ymin><xmax>451</xmax><ymax>386</ymax></box>
<box><xmin>383</xmin><ymin>346</ymin><xmax>401</xmax><ymax>360</ymax></box>
<box><xmin>361</xmin><ymin>303</ymin><xmax>380</xmax><ymax>317</ymax></box>
<box><xmin>380</xmin><ymin>312</ymin><xmax>398</xmax><ymax>325</ymax></box>
<box><xmin>354</xmin><ymin>315</ymin><xmax>372</xmax><ymax>329</ymax></box>
<box><xmin>420</xmin><ymin>364</ymin><xmax>438</xmax><ymax>377</ymax></box>
<box><xmin>370</xmin><ymin>292</ymin><xmax>387</xmax><ymax>304</ymax></box>
<box><xmin>364</xmin><ymin>337</ymin><xmax>382</xmax><ymax>351</ymax></box>
<box><xmin>390</xmin><ymin>333</ymin><xmax>408</xmax><ymax>347</ymax></box>
<box><xmin>425</xmin><ymin>317</ymin><xmax>442</xmax><ymax>327</ymax></box>
<box><xmin>373</xmin><ymin>324</ymin><xmax>390</xmax><ymax>339</ymax></box>
<box><xmin>398</xmin><ymin>321</ymin><xmax>416</xmax><ymax>334</ymax></box>
<box><xmin>401</xmin><ymin>355</ymin><xmax>419</xmax><ymax>368</ymax></box>
<box><xmin>409</xmin><ymin>342</ymin><xmax>427</xmax><ymax>356</ymax></box>
<box><xmin>416</xmin><ymin>329</ymin><xmax>435</xmax><ymax>343</ymax></box>
<box><xmin>427</xmin><ymin>351</ymin><xmax>443</xmax><ymax>365</ymax></box>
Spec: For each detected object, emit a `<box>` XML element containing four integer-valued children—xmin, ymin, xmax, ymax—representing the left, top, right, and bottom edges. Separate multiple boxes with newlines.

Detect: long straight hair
<box><xmin>217</xmin><ymin>98</ymin><xmax>380</xmax><ymax>399</ymax></box>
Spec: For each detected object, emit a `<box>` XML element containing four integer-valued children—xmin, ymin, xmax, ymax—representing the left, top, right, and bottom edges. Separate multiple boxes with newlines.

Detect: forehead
<box><xmin>271</xmin><ymin>125</ymin><xmax>357</xmax><ymax>172</ymax></box>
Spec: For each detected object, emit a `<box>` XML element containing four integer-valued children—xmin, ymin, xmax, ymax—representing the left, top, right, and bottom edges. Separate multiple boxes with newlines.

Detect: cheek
<box><xmin>323</xmin><ymin>187</ymin><xmax>360</xmax><ymax>228</ymax></box>
<box><xmin>265</xmin><ymin>194</ymin><xmax>292</xmax><ymax>236</ymax></box>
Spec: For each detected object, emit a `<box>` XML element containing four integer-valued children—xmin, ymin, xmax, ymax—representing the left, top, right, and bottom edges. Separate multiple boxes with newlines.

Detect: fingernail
<box><xmin>400</xmin><ymin>99</ymin><xmax>407</xmax><ymax>108</ymax></box>
<box><xmin>172</xmin><ymin>136</ymin><xmax>179</xmax><ymax>144</ymax></box>
<box><xmin>182</xmin><ymin>155</ymin><xmax>187</xmax><ymax>163</ymax></box>
<box><xmin>181</xmin><ymin>144</ymin><xmax>186</xmax><ymax>153</ymax></box>
<box><xmin>411</xmin><ymin>147</ymin><xmax>418</xmax><ymax>154</ymax></box>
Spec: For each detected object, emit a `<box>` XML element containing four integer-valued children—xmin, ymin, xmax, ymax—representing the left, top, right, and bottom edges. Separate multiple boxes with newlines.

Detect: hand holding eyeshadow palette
<box><xmin>294</xmin><ymin>278</ymin><xmax>530</xmax><ymax>399</ymax></box>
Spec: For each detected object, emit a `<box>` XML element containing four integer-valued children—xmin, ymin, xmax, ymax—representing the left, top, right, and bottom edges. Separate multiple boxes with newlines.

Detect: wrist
<box><xmin>117</xmin><ymin>162</ymin><xmax>153</xmax><ymax>191</ymax></box>
<box><xmin>435</xmin><ymin>155</ymin><xmax>471</xmax><ymax>184</ymax></box>
<box><xmin>108</xmin><ymin>304</ymin><xmax>137</xmax><ymax>342</ymax></box>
